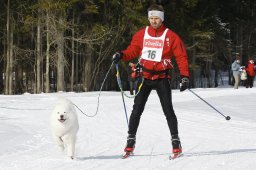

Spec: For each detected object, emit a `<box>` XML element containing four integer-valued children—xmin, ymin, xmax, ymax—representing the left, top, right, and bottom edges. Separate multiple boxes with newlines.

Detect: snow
<box><xmin>0</xmin><ymin>87</ymin><xmax>256</xmax><ymax>170</ymax></box>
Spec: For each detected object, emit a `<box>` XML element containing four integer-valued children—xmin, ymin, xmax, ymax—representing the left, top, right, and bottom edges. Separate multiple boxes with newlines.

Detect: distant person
<box><xmin>240</xmin><ymin>66</ymin><xmax>247</xmax><ymax>82</ymax></box>
<box><xmin>128</xmin><ymin>62</ymin><xmax>141</xmax><ymax>95</ymax></box>
<box><xmin>245</xmin><ymin>59</ymin><xmax>255</xmax><ymax>88</ymax></box>
<box><xmin>231</xmin><ymin>57</ymin><xmax>241</xmax><ymax>89</ymax></box>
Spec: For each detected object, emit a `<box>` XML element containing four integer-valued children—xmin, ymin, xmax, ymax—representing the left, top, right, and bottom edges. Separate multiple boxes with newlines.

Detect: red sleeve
<box><xmin>121</xmin><ymin>29</ymin><xmax>144</xmax><ymax>61</ymax></box>
<box><xmin>170</xmin><ymin>32</ymin><xmax>189</xmax><ymax>77</ymax></box>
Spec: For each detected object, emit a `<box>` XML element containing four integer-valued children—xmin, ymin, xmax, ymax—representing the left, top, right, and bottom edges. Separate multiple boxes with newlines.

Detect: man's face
<box><xmin>149</xmin><ymin>16</ymin><xmax>162</xmax><ymax>29</ymax></box>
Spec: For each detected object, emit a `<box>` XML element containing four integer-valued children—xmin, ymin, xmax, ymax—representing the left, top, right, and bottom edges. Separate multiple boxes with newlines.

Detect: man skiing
<box><xmin>112</xmin><ymin>4</ymin><xmax>189</xmax><ymax>158</ymax></box>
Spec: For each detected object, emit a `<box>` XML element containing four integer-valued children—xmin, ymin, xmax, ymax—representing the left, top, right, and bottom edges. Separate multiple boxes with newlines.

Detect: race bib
<box><xmin>141</xmin><ymin>27</ymin><xmax>168</xmax><ymax>62</ymax></box>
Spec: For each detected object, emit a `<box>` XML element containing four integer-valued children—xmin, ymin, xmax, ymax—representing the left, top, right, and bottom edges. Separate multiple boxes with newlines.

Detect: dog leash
<box><xmin>115</xmin><ymin>64</ymin><xmax>144</xmax><ymax>98</ymax></box>
<box><xmin>75</xmin><ymin>61</ymin><xmax>143</xmax><ymax>126</ymax></box>
<box><xmin>74</xmin><ymin>61</ymin><xmax>114</xmax><ymax>117</ymax></box>
<box><xmin>0</xmin><ymin>106</ymin><xmax>49</xmax><ymax>110</ymax></box>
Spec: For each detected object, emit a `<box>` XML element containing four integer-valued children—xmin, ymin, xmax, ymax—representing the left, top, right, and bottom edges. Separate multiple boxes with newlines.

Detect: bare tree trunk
<box><xmin>75</xmin><ymin>41</ymin><xmax>79</xmax><ymax>91</ymax></box>
<box><xmin>71</xmin><ymin>12</ymin><xmax>75</xmax><ymax>91</ymax></box>
<box><xmin>207</xmin><ymin>60</ymin><xmax>212</xmax><ymax>87</ymax></box>
<box><xmin>5</xmin><ymin>0</ymin><xmax>10</xmax><ymax>95</ymax></box>
<box><xmin>9</xmin><ymin>25</ymin><xmax>14</xmax><ymax>94</ymax></box>
<box><xmin>45</xmin><ymin>12</ymin><xmax>50</xmax><ymax>93</ymax></box>
<box><xmin>191</xmin><ymin>36</ymin><xmax>196</xmax><ymax>88</ymax></box>
<box><xmin>214</xmin><ymin>68</ymin><xmax>219</xmax><ymax>87</ymax></box>
<box><xmin>240</xmin><ymin>24</ymin><xmax>243</xmax><ymax>62</ymax></box>
<box><xmin>83</xmin><ymin>45</ymin><xmax>92</xmax><ymax>91</ymax></box>
<box><xmin>16</xmin><ymin>66</ymin><xmax>23</xmax><ymax>94</ymax></box>
<box><xmin>56</xmin><ymin>18</ymin><xmax>65</xmax><ymax>91</ymax></box>
<box><xmin>36</xmin><ymin>11</ymin><xmax>42</xmax><ymax>93</ymax></box>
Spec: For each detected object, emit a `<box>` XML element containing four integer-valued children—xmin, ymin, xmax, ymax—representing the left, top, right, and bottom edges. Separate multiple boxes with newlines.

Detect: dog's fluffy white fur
<box><xmin>50</xmin><ymin>98</ymin><xmax>79</xmax><ymax>159</ymax></box>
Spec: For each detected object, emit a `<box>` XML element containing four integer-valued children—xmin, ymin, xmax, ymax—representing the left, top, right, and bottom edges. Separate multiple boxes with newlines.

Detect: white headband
<box><xmin>148</xmin><ymin>10</ymin><xmax>164</xmax><ymax>21</ymax></box>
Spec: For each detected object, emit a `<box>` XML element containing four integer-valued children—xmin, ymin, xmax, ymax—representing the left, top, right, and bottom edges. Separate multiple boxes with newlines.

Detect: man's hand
<box><xmin>135</xmin><ymin>64</ymin><xmax>142</xmax><ymax>74</ymax></box>
<box><xmin>112</xmin><ymin>52</ymin><xmax>123</xmax><ymax>64</ymax></box>
<box><xmin>180</xmin><ymin>75</ymin><xmax>189</xmax><ymax>92</ymax></box>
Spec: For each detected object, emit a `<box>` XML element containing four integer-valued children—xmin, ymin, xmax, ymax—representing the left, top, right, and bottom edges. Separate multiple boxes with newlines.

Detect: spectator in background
<box><xmin>245</xmin><ymin>59</ymin><xmax>255</xmax><ymax>88</ymax></box>
<box><xmin>128</xmin><ymin>62</ymin><xmax>141</xmax><ymax>95</ymax></box>
<box><xmin>231</xmin><ymin>57</ymin><xmax>241</xmax><ymax>89</ymax></box>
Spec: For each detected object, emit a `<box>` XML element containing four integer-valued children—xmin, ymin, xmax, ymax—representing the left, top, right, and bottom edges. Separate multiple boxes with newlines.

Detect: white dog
<box><xmin>50</xmin><ymin>98</ymin><xmax>79</xmax><ymax>159</ymax></box>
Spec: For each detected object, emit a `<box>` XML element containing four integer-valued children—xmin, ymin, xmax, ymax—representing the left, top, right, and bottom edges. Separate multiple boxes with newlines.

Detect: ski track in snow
<box><xmin>0</xmin><ymin>88</ymin><xmax>256</xmax><ymax>170</ymax></box>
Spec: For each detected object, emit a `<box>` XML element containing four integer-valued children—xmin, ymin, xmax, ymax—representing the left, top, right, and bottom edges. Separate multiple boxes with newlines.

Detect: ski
<box><xmin>122</xmin><ymin>152</ymin><xmax>133</xmax><ymax>159</ymax></box>
<box><xmin>169</xmin><ymin>153</ymin><xmax>183</xmax><ymax>160</ymax></box>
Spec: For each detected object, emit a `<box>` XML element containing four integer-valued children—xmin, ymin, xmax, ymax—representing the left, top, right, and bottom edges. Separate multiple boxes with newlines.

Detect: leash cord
<box><xmin>0</xmin><ymin>106</ymin><xmax>48</xmax><ymax>110</ymax></box>
<box><xmin>115</xmin><ymin>64</ymin><xmax>144</xmax><ymax>99</ymax></box>
<box><xmin>0</xmin><ymin>62</ymin><xmax>115</xmax><ymax>114</ymax></box>
<box><xmin>74</xmin><ymin>61</ymin><xmax>114</xmax><ymax>117</ymax></box>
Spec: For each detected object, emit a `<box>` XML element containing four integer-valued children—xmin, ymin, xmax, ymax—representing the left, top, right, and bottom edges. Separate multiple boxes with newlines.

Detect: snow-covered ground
<box><xmin>0</xmin><ymin>86</ymin><xmax>256</xmax><ymax>170</ymax></box>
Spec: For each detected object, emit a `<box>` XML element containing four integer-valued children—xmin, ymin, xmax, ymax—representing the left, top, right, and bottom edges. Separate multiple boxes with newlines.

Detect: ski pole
<box><xmin>121</xmin><ymin>91</ymin><xmax>129</xmax><ymax>127</ymax></box>
<box><xmin>115</xmin><ymin>64</ymin><xmax>129</xmax><ymax>127</ymax></box>
<box><xmin>188</xmin><ymin>89</ymin><xmax>231</xmax><ymax>121</ymax></box>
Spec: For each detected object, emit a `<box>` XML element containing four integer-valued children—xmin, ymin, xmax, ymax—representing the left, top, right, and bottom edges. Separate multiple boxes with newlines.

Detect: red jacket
<box><xmin>246</xmin><ymin>62</ymin><xmax>255</xmax><ymax>77</ymax></box>
<box><xmin>122</xmin><ymin>24</ymin><xmax>189</xmax><ymax>80</ymax></box>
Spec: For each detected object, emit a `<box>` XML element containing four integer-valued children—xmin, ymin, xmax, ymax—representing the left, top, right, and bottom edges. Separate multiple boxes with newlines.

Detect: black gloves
<box><xmin>112</xmin><ymin>52</ymin><xmax>123</xmax><ymax>64</ymax></box>
<box><xmin>135</xmin><ymin>64</ymin><xmax>142</xmax><ymax>75</ymax></box>
<box><xmin>180</xmin><ymin>75</ymin><xmax>189</xmax><ymax>92</ymax></box>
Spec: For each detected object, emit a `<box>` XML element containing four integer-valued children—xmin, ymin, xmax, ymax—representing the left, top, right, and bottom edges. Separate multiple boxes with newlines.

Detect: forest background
<box><xmin>0</xmin><ymin>0</ymin><xmax>256</xmax><ymax>94</ymax></box>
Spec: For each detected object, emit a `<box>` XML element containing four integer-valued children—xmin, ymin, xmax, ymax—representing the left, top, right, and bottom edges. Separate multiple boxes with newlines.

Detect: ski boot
<box><xmin>170</xmin><ymin>134</ymin><xmax>182</xmax><ymax>159</ymax></box>
<box><xmin>122</xmin><ymin>134</ymin><xmax>136</xmax><ymax>159</ymax></box>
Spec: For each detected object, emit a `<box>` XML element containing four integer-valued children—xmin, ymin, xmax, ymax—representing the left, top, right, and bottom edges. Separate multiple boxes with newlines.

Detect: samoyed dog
<box><xmin>50</xmin><ymin>98</ymin><xmax>79</xmax><ymax>159</ymax></box>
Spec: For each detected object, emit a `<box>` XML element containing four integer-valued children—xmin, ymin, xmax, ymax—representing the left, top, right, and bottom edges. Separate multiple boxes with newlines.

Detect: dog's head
<box><xmin>57</xmin><ymin>111</ymin><xmax>67</xmax><ymax>123</ymax></box>
<box><xmin>51</xmin><ymin>98</ymin><xmax>77</xmax><ymax>124</ymax></box>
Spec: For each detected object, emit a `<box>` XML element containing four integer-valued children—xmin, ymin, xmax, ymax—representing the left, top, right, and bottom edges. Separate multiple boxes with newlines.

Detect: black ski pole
<box><xmin>121</xmin><ymin>91</ymin><xmax>129</xmax><ymax>127</ymax></box>
<box><xmin>188</xmin><ymin>89</ymin><xmax>231</xmax><ymax>121</ymax></box>
<box><xmin>115</xmin><ymin>64</ymin><xmax>129</xmax><ymax>127</ymax></box>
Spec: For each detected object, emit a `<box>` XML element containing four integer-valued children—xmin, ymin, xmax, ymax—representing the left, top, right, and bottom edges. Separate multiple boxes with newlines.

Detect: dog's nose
<box><xmin>60</xmin><ymin>115</ymin><xmax>64</xmax><ymax>119</ymax></box>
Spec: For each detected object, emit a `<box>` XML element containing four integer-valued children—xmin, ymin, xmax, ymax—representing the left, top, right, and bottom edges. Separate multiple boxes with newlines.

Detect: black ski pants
<box><xmin>246</xmin><ymin>75</ymin><xmax>255</xmax><ymax>88</ymax></box>
<box><xmin>128</xmin><ymin>78</ymin><xmax>178</xmax><ymax>136</ymax></box>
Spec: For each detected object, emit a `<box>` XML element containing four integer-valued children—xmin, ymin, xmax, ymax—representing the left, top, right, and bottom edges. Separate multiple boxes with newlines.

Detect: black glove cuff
<box><xmin>116</xmin><ymin>51</ymin><xmax>123</xmax><ymax>59</ymax></box>
<box><xmin>180</xmin><ymin>75</ymin><xmax>189</xmax><ymax>92</ymax></box>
